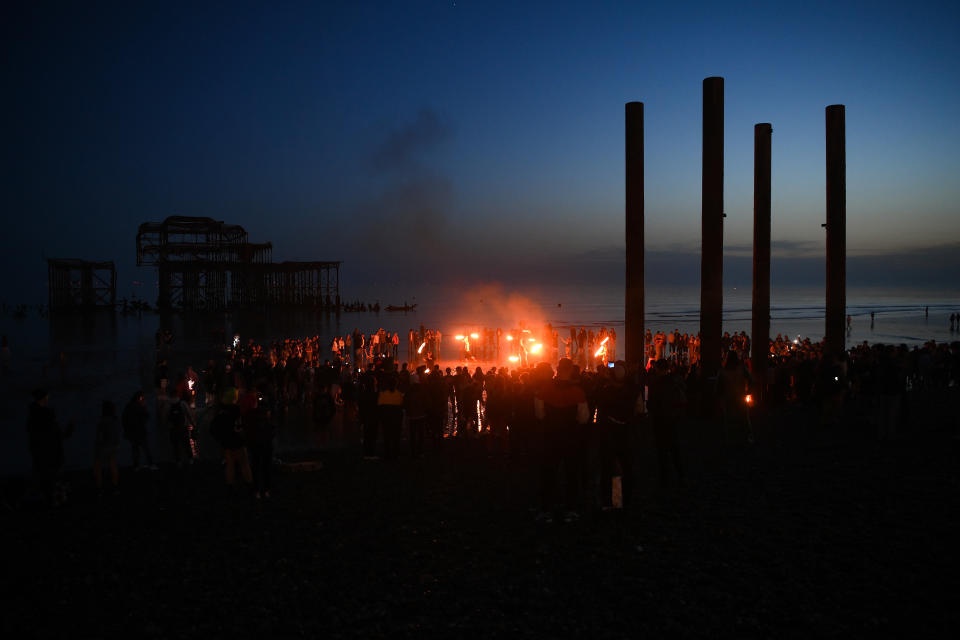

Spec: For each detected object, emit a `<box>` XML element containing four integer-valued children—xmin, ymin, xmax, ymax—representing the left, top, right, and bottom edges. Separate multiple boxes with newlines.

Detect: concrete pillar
<box><xmin>825</xmin><ymin>105</ymin><xmax>846</xmax><ymax>355</ymax></box>
<box><xmin>700</xmin><ymin>77</ymin><xmax>724</xmax><ymax>377</ymax></box>
<box><xmin>752</xmin><ymin>123</ymin><xmax>772</xmax><ymax>397</ymax></box>
<box><xmin>625</xmin><ymin>101</ymin><xmax>645</xmax><ymax>366</ymax></box>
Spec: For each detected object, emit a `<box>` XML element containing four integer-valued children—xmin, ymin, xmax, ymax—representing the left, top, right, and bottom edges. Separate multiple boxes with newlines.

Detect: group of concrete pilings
<box><xmin>624</xmin><ymin>77</ymin><xmax>846</xmax><ymax>399</ymax></box>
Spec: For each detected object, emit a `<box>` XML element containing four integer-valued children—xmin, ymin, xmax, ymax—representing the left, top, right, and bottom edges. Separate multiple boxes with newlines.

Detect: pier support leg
<box><xmin>625</xmin><ymin>101</ymin><xmax>645</xmax><ymax>366</ymax></box>
<box><xmin>752</xmin><ymin>123</ymin><xmax>772</xmax><ymax>401</ymax></box>
<box><xmin>700</xmin><ymin>77</ymin><xmax>724</xmax><ymax>378</ymax></box>
<box><xmin>825</xmin><ymin>105</ymin><xmax>846</xmax><ymax>356</ymax></box>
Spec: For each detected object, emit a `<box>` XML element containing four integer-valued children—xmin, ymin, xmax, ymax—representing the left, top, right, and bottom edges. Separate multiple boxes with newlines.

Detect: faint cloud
<box><xmin>371</xmin><ymin>109</ymin><xmax>453</xmax><ymax>172</ymax></box>
<box><xmin>771</xmin><ymin>239</ymin><xmax>819</xmax><ymax>256</ymax></box>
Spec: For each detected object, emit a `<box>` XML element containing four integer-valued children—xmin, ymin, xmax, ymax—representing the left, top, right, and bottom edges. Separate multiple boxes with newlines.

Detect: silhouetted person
<box><xmin>93</xmin><ymin>400</ymin><xmax>120</xmax><ymax>495</ymax></box>
<box><xmin>648</xmin><ymin>361</ymin><xmax>687</xmax><ymax>487</ymax></box>
<box><xmin>27</xmin><ymin>388</ymin><xmax>74</xmax><ymax>507</ymax></box>
<box><xmin>596</xmin><ymin>361</ymin><xmax>645</xmax><ymax>509</ymax></box>
<box><xmin>244</xmin><ymin>403</ymin><xmax>276</xmax><ymax>499</ymax></box>
<box><xmin>404</xmin><ymin>371</ymin><xmax>428</xmax><ymax>459</ymax></box>
<box><xmin>122</xmin><ymin>390</ymin><xmax>154</xmax><ymax>469</ymax></box>
<box><xmin>536</xmin><ymin>359</ymin><xmax>589</xmax><ymax>523</ymax></box>
<box><xmin>378</xmin><ymin>374</ymin><xmax>404</xmax><ymax>462</ymax></box>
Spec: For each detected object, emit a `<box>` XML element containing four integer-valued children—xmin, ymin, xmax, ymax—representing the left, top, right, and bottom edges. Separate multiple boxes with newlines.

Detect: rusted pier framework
<box><xmin>47</xmin><ymin>258</ymin><xmax>116</xmax><ymax>312</ymax></box>
<box><xmin>137</xmin><ymin>216</ymin><xmax>340</xmax><ymax>310</ymax></box>
<box><xmin>625</xmin><ymin>101</ymin><xmax>645</xmax><ymax>365</ymax></box>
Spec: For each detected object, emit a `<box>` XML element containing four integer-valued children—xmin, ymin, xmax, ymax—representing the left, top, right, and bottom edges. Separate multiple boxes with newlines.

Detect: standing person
<box><xmin>26</xmin><ymin>388</ymin><xmax>74</xmax><ymax>507</ymax></box>
<box><xmin>378</xmin><ymin>374</ymin><xmax>405</xmax><ymax>462</ymax></box>
<box><xmin>647</xmin><ymin>362</ymin><xmax>687</xmax><ymax>488</ymax></box>
<box><xmin>244</xmin><ymin>400</ymin><xmax>276</xmax><ymax>499</ymax></box>
<box><xmin>1</xmin><ymin>334</ymin><xmax>10</xmax><ymax>375</ymax></box>
<box><xmin>93</xmin><ymin>400</ymin><xmax>121</xmax><ymax>495</ymax></box>
<box><xmin>535</xmin><ymin>359</ymin><xmax>589</xmax><ymax>523</ymax></box>
<box><xmin>312</xmin><ymin>383</ymin><xmax>336</xmax><ymax>447</ymax></box>
<box><xmin>596</xmin><ymin>361</ymin><xmax>645</xmax><ymax>510</ymax></box>
<box><xmin>210</xmin><ymin>391</ymin><xmax>252</xmax><ymax>488</ymax></box>
<box><xmin>718</xmin><ymin>352</ymin><xmax>753</xmax><ymax>443</ymax></box>
<box><xmin>166</xmin><ymin>389</ymin><xmax>195</xmax><ymax>466</ymax></box>
<box><xmin>358</xmin><ymin>365</ymin><xmax>380</xmax><ymax>459</ymax></box>
<box><xmin>404</xmin><ymin>370</ymin><xmax>428</xmax><ymax>459</ymax></box>
<box><xmin>122</xmin><ymin>390</ymin><xmax>155</xmax><ymax>470</ymax></box>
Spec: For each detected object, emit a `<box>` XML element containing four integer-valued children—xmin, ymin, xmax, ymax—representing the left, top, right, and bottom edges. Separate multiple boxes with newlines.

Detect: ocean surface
<box><xmin>1</xmin><ymin>283</ymin><xmax>957</xmax><ymax>475</ymax></box>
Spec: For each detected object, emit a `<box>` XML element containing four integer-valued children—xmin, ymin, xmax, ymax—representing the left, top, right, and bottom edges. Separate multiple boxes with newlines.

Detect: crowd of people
<box><xmin>21</xmin><ymin>322</ymin><xmax>960</xmax><ymax>519</ymax></box>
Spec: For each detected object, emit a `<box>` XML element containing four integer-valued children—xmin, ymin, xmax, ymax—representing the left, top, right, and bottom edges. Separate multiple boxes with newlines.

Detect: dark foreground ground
<box><xmin>5</xmin><ymin>390</ymin><xmax>960</xmax><ymax>638</ymax></box>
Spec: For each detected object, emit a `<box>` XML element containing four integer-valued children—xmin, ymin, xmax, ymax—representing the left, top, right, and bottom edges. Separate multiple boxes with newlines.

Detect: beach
<box><xmin>3</xmin><ymin>388</ymin><xmax>958</xmax><ymax>637</ymax></box>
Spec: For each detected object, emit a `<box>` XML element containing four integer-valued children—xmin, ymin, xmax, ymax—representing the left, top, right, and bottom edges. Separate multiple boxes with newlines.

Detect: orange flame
<box><xmin>745</xmin><ymin>394</ymin><xmax>753</xmax><ymax>405</ymax></box>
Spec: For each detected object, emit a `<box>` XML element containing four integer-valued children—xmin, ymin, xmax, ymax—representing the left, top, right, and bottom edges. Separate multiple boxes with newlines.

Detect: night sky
<box><xmin>3</xmin><ymin>1</ymin><xmax>959</xmax><ymax>303</ymax></box>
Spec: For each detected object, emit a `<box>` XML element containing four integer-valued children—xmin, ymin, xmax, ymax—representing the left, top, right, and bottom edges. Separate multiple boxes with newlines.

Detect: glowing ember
<box><xmin>745</xmin><ymin>394</ymin><xmax>753</xmax><ymax>405</ymax></box>
<box><xmin>417</xmin><ymin>341</ymin><xmax>426</xmax><ymax>354</ymax></box>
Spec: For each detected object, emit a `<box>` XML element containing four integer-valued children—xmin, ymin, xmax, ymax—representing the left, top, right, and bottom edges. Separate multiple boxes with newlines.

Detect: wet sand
<box><xmin>3</xmin><ymin>387</ymin><xmax>958</xmax><ymax>637</ymax></box>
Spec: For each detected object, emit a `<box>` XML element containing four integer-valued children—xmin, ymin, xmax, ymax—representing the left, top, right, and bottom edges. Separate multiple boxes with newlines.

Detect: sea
<box><xmin>1</xmin><ymin>283</ymin><xmax>957</xmax><ymax>475</ymax></box>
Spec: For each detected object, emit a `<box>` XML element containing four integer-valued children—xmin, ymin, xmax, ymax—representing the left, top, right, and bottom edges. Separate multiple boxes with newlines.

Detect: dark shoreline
<box><xmin>5</xmin><ymin>388</ymin><xmax>959</xmax><ymax>637</ymax></box>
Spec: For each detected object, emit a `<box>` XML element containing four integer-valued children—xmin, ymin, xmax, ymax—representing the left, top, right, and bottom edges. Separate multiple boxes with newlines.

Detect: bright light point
<box><xmin>508</xmin><ymin>355</ymin><xmax>519</xmax><ymax>362</ymax></box>
<box><xmin>470</xmin><ymin>333</ymin><xmax>479</xmax><ymax>339</ymax></box>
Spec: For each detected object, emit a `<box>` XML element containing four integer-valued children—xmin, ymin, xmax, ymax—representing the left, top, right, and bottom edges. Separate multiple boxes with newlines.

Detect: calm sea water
<box><xmin>1</xmin><ymin>283</ymin><xmax>957</xmax><ymax>474</ymax></box>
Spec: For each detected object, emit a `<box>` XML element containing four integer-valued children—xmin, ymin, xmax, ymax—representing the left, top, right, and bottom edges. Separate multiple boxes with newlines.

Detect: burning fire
<box><xmin>594</xmin><ymin>336</ymin><xmax>610</xmax><ymax>358</ymax></box>
<box><xmin>745</xmin><ymin>394</ymin><xmax>753</xmax><ymax>405</ymax></box>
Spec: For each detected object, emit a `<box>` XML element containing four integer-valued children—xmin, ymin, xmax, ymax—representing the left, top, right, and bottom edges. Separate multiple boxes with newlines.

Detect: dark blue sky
<box><xmin>3</xmin><ymin>0</ymin><xmax>959</xmax><ymax>302</ymax></box>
